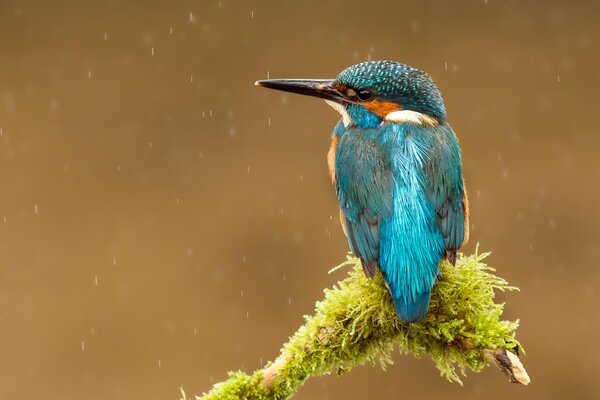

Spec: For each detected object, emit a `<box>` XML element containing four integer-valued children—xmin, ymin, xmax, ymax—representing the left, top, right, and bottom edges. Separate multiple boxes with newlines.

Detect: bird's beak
<box><xmin>255</xmin><ymin>79</ymin><xmax>348</xmax><ymax>104</ymax></box>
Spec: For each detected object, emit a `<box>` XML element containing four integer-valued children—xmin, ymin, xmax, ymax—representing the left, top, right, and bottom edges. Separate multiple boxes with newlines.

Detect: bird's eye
<box><xmin>357</xmin><ymin>89</ymin><xmax>373</xmax><ymax>101</ymax></box>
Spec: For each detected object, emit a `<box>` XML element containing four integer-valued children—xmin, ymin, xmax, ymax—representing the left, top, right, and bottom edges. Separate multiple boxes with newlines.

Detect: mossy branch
<box><xmin>190</xmin><ymin>250</ymin><xmax>529</xmax><ymax>400</ymax></box>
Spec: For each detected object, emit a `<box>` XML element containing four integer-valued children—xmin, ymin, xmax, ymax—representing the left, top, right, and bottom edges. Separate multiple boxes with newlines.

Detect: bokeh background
<box><xmin>1</xmin><ymin>0</ymin><xmax>598</xmax><ymax>399</ymax></box>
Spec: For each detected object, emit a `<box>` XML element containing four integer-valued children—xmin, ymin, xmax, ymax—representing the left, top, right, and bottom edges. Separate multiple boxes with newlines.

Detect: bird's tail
<box><xmin>392</xmin><ymin>291</ymin><xmax>431</xmax><ymax>323</ymax></box>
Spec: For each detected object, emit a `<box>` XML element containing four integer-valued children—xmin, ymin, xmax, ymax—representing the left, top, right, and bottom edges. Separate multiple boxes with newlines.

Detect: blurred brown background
<box><xmin>0</xmin><ymin>0</ymin><xmax>598</xmax><ymax>399</ymax></box>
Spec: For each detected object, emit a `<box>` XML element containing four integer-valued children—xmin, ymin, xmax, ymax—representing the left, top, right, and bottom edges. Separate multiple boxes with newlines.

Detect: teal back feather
<box><xmin>335</xmin><ymin>122</ymin><xmax>464</xmax><ymax>322</ymax></box>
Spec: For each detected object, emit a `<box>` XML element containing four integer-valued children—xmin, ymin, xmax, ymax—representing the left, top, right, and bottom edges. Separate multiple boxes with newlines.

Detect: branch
<box><xmin>189</xmin><ymin>250</ymin><xmax>530</xmax><ymax>400</ymax></box>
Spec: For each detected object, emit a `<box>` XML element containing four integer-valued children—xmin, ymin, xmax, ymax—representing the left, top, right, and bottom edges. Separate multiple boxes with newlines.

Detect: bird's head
<box><xmin>256</xmin><ymin>60</ymin><xmax>446</xmax><ymax>129</ymax></box>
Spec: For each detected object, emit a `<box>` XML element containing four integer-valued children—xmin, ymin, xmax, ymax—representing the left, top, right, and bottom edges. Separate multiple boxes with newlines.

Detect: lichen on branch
<box><xmin>191</xmin><ymin>249</ymin><xmax>529</xmax><ymax>400</ymax></box>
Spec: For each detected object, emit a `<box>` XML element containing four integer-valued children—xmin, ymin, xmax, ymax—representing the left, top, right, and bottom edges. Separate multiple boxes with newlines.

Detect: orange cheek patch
<box><xmin>365</xmin><ymin>100</ymin><xmax>402</xmax><ymax>117</ymax></box>
<box><xmin>364</xmin><ymin>100</ymin><xmax>402</xmax><ymax>118</ymax></box>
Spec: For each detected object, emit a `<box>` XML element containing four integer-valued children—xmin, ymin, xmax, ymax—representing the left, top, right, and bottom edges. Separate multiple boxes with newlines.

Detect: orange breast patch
<box><xmin>327</xmin><ymin>135</ymin><xmax>339</xmax><ymax>183</ymax></box>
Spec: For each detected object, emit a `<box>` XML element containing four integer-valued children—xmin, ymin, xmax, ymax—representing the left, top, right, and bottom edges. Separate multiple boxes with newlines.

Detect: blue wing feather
<box><xmin>335</xmin><ymin>126</ymin><xmax>393</xmax><ymax>277</ymax></box>
<box><xmin>422</xmin><ymin>123</ymin><xmax>466</xmax><ymax>263</ymax></box>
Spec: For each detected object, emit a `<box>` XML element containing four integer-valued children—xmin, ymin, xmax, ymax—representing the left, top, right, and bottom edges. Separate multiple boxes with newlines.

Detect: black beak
<box><xmin>255</xmin><ymin>79</ymin><xmax>348</xmax><ymax>104</ymax></box>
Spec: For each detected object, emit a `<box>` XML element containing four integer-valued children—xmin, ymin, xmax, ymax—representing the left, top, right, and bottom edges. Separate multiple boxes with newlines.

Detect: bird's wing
<box><xmin>423</xmin><ymin>123</ymin><xmax>467</xmax><ymax>264</ymax></box>
<box><xmin>335</xmin><ymin>131</ymin><xmax>394</xmax><ymax>277</ymax></box>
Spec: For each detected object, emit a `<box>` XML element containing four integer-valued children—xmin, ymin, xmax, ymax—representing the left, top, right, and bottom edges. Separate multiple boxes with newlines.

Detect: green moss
<box><xmin>196</xmin><ymin>250</ymin><xmax>522</xmax><ymax>399</ymax></box>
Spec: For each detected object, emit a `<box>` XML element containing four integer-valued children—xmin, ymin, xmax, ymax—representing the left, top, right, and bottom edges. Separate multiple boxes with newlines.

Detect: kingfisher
<box><xmin>256</xmin><ymin>61</ymin><xmax>469</xmax><ymax>323</ymax></box>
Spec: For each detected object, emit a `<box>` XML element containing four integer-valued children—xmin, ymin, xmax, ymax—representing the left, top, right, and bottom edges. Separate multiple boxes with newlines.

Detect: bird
<box><xmin>255</xmin><ymin>61</ymin><xmax>469</xmax><ymax>323</ymax></box>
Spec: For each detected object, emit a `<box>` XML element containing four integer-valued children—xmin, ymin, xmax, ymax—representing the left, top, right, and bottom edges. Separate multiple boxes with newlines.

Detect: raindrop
<box><xmin>251</xmin><ymin>10</ymin><xmax>254</xmax><ymax>19</ymax></box>
<box><xmin>34</xmin><ymin>204</ymin><xmax>38</xmax><ymax>215</ymax></box>
<box><xmin>268</xmin><ymin>117</ymin><xmax>271</xmax><ymax>126</ymax></box>
<box><xmin>246</xmin><ymin>311</ymin><xmax>249</xmax><ymax>319</ymax></box>
<box><xmin>158</xmin><ymin>359</ymin><xmax>162</xmax><ymax>368</ymax></box>
<box><xmin>209</xmin><ymin>109</ymin><xmax>213</xmax><ymax>117</ymax></box>
<box><xmin>557</xmin><ymin>75</ymin><xmax>561</xmax><ymax>83</ymax></box>
<box><xmin>0</xmin><ymin>128</ymin><xmax>3</xmax><ymax>136</ymax></box>
<box><xmin>240</xmin><ymin>290</ymin><xmax>244</xmax><ymax>297</ymax></box>
<box><xmin>247</xmin><ymin>166</ymin><xmax>250</xmax><ymax>173</ymax></box>
<box><xmin>113</xmin><ymin>258</ymin><xmax>117</xmax><ymax>266</ymax></box>
<box><xmin>94</xmin><ymin>275</ymin><xmax>98</xmax><ymax>287</ymax></box>
<box><xmin>176</xmin><ymin>197</ymin><xmax>180</xmax><ymax>205</ymax></box>
<box><xmin>88</xmin><ymin>71</ymin><xmax>92</xmax><ymax>79</ymax></box>
<box><xmin>104</xmin><ymin>33</ymin><xmax>108</xmax><ymax>41</ymax></box>
<box><xmin>151</xmin><ymin>47</ymin><xmax>155</xmax><ymax>56</ymax></box>
<box><xmin>190</xmin><ymin>75</ymin><xmax>194</xmax><ymax>83</ymax></box>
<box><xmin>117</xmin><ymin>165</ymin><xmax>121</xmax><ymax>172</ymax></box>
<box><xmin>267</xmin><ymin>71</ymin><xmax>270</xmax><ymax>79</ymax></box>
<box><xmin>299</xmin><ymin>174</ymin><xmax>303</xmax><ymax>181</ymax></box>
<box><xmin>444</xmin><ymin>61</ymin><xmax>448</xmax><ymax>71</ymax></box>
<box><xmin>3</xmin><ymin>216</ymin><xmax>6</xmax><ymax>223</ymax></box>
<box><xmin>288</xmin><ymin>297</ymin><xmax>292</xmax><ymax>305</ymax></box>
<box><xmin>194</xmin><ymin>327</ymin><xmax>198</xmax><ymax>335</ymax></box>
<box><xmin>81</xmin><ymin>340</ymin><xmax>85</xmax><ymax>351</ymax></box>
<box><xmin>169</xmin><ymin>27</ymin><xmax>173</xmax><ymax>35</ymax></box>
<box><xmin>409</xmin><ymin>20</ymin><xmax>421</xmax><ymax>34</ymax></box>
<box><xmin>149</xmin><ymin>141</ymin><xmax>152</xmax><ymax>148</ymax></box>
<box><xmin>189</xmin><ymin>12</ymin><xmax>196</xmax><ymax>23</ymax></box>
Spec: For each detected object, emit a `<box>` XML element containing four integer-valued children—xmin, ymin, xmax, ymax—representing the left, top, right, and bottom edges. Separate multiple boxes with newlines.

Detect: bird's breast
<box><xmin>327</xmin><ymin>134</ymin><xmax>339</xmax><ymax>183</ymax></box>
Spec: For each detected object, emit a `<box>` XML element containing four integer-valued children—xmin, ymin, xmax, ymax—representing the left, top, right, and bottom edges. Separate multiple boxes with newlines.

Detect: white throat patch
<box><xmin>384</xmin><ymin>110</ymin><xmax>438</xmax><ymax>126</ymax></box>
<box><xmin>325</xmin><ymin>100</ymin><xmax>352</xmax><ymax>127</ymax></box>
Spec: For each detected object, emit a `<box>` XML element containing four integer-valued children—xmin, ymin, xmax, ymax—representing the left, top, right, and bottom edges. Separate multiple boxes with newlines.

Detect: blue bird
<box><xmin>256</xmin><ymin>61</ymin><xmax>469</xmax><ymax>323</ymax></box>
